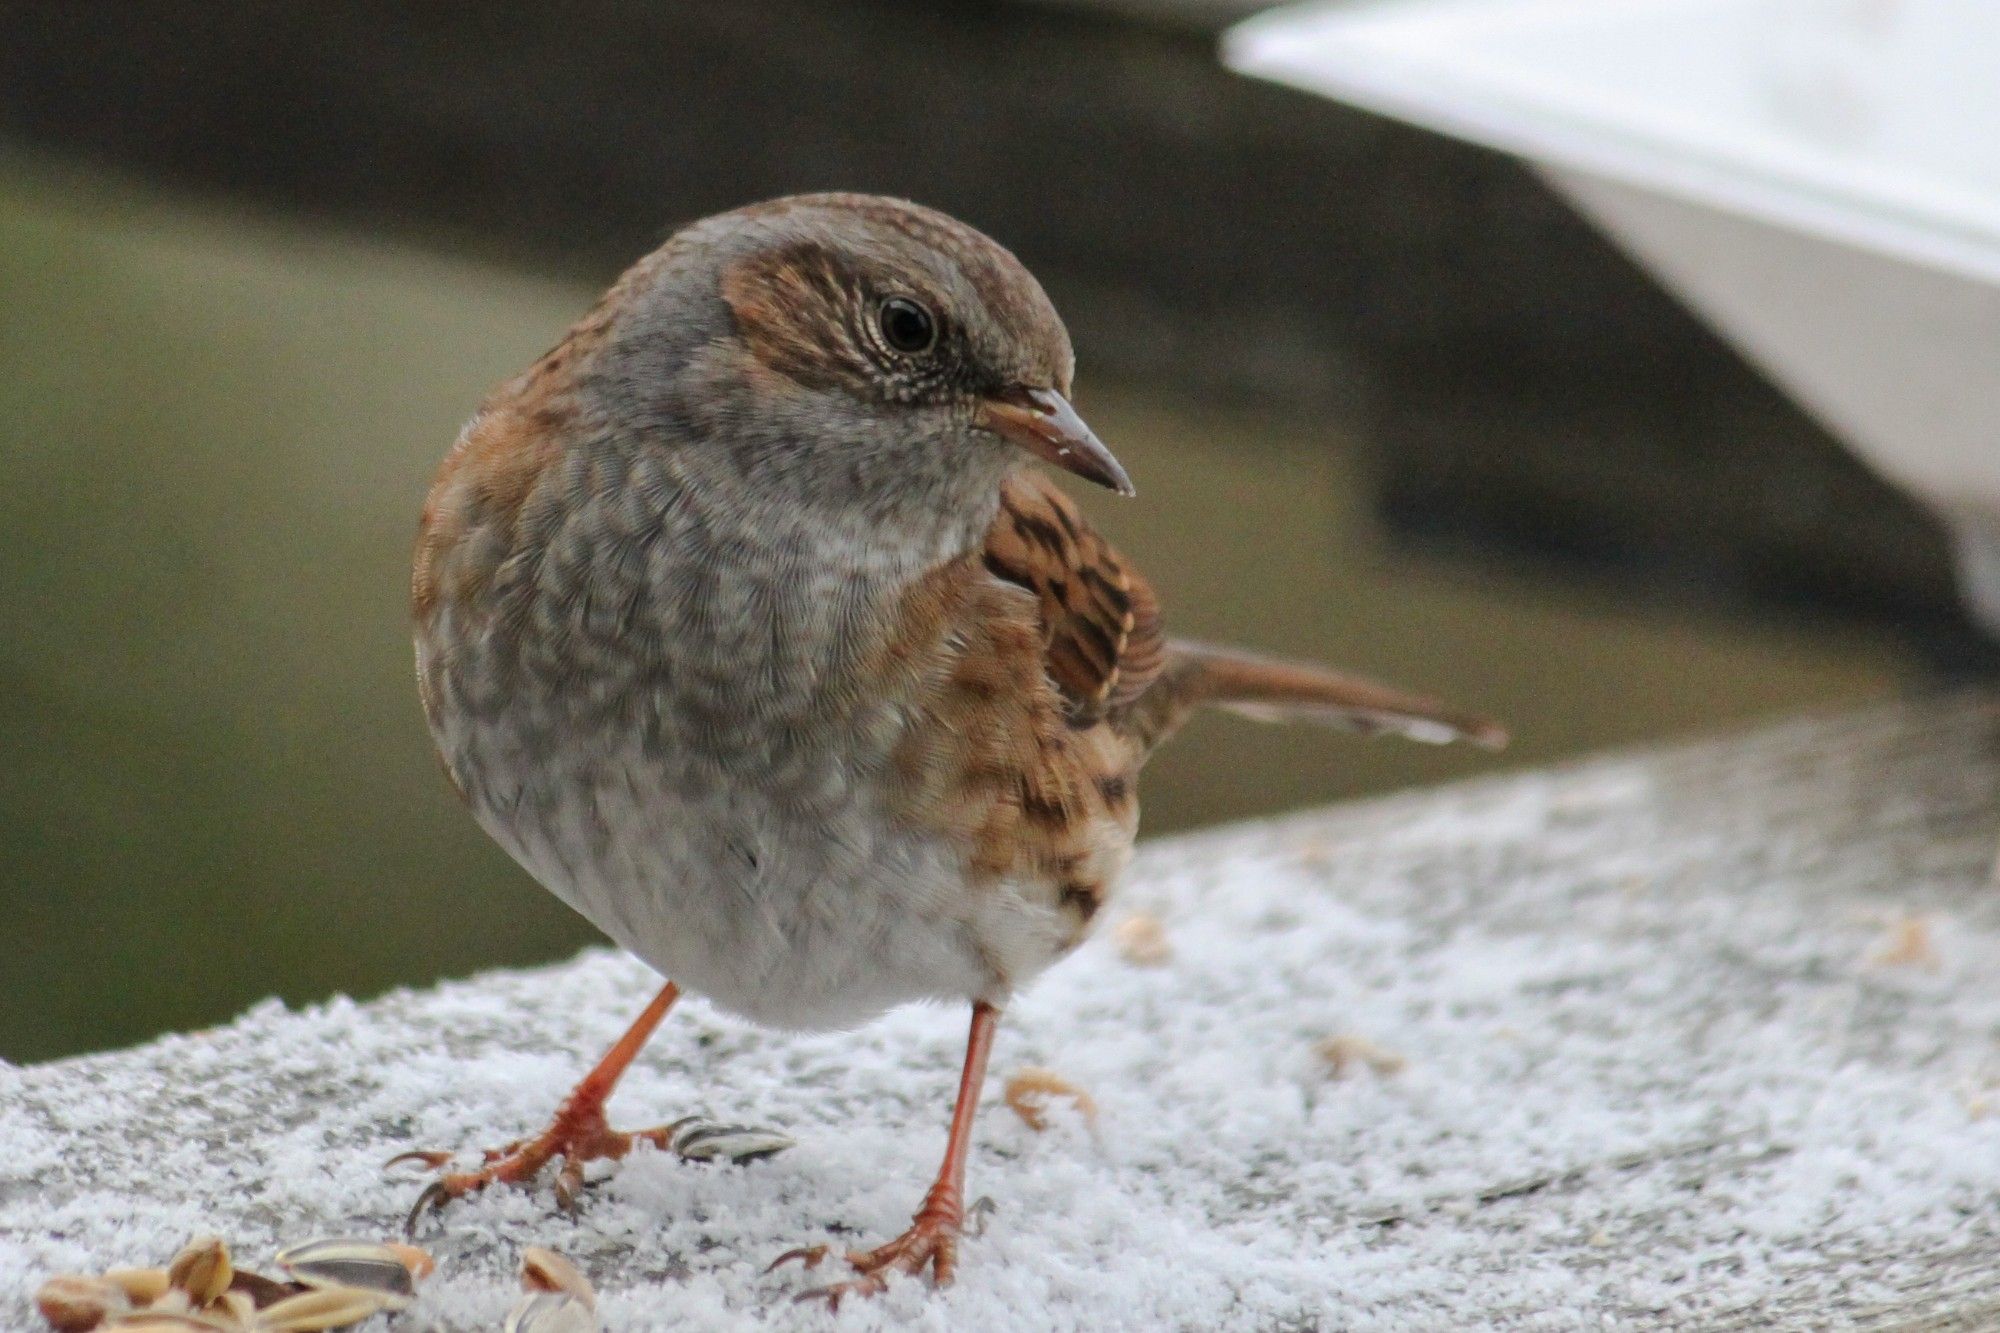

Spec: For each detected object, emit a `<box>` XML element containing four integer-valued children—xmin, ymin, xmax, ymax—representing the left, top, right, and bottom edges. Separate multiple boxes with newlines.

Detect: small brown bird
<box><xmin>407</xmin><ymin>193</ymin><xmax>1502</xmax><ymax>1302</ymax></box>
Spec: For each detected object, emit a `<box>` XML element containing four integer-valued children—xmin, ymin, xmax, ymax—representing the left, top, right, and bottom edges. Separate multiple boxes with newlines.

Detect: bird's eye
<box><xmin>877</xmin><ymin>297</ymin><xmax>937</xmax><ymax>355</ymax></box>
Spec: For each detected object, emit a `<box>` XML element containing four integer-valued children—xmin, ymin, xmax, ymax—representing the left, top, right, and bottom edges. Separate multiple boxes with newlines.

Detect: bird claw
<box><xmin>384</xmin><ymin>1148</ymin><xmax>456</xmax><ymax>1173</ymax></box>
<box><xmin>764</xmin><ymin>1245</ymin><xmax>831</xmax><ymax>1275</ymax></box>
<box><xmin>778</xmin><ymin>1202</ymin><xmax>968</xmax><ymax>1307</ymax></box>
<box><xmin>389</xmin><ymin>1114</ymin><xmax>793</xmax><ymax>1235</ymax></box>
<box><xmin>390</xmin><ymin>1124</ymin><xmax>595</xmax><ymax>1236</ymax></box>
<box><xmin>794</xmin><ymin>1270</ymin><xmax>890</xmax><ymax>1309</ymax></box>
<box><xmin>482</xmin><ymin>1137</ymin><xmax>530</xmax><ymax>1165</ymax></box>
<box><xmin>404</xmin><ymin>1180</ymin><xmax>457</xmax><ymax>1237</ymax></box>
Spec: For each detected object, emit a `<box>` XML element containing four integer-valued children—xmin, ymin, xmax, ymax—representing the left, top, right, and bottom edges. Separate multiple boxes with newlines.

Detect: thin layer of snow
<box><xmin>5</xmin><ymin>701</ymin><xmax>2000</xmax><ymax>1330</ymax></box>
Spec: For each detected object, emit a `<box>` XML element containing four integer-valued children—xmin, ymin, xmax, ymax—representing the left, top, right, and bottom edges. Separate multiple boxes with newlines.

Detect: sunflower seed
<box><xmin>166</xmin><ymin>1238</ymin><xmax>233</xmax><ymax>1307</ymax></box>
<box><xmin>103</xmin><ymin>1271</ymin><xmax>172</xmax><ymax>1305</ymax></box>
<box><xmin>274</xmin><ymin>1240</ymin><xmax>417</xmax><ymax>1302</ymax></box>
<box><xmin>35</xmin><ymin>1273</ymin><xmax>130</xmax><ymax>1331</ymax></box>
<box><xmin>518</xmin><ymin>1247</ymin><xmax>593</xmax><ymax>1305</ymax></box>
<box><xmin>501</xmin><ymin>1292</ymin><xmax>597</xmax><ymax>1333</ymax></box>
<box><xmin>212</xmin><ymin>1292</ymin><xmax>257</xmax><ymax>1325</ymax></box>
<box><xmin>255</xmin><ymin>1286</ymin><xmax>396</xmax><ymax>1331</ymax></box>
<box><xmin>223</xmin><ymin>1269</ymin><xmax>298</xmax><ymax>1311</ymax></box>
<box><xmin>669</xmin><ymin>1119</ymin><xmax>795</xmax><ymax>1163</ymax></box>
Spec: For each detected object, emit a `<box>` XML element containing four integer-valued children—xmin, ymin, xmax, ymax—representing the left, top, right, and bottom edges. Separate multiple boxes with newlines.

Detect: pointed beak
<box><xmin>975</xmin><ymin>387</ymin><xmax>1134</xmax><ymax>496</ymax></box>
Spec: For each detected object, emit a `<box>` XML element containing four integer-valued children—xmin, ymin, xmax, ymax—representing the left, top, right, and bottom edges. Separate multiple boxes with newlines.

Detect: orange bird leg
<box><xmin>394</xmin><ymin>980</ymin><xmax>685</xmax><ymax>1231</ymax></box>
<box><xmin>779</xmin><ymin>1001</ymin><xmax>1002</xmax><ymax>1305</ymax></box>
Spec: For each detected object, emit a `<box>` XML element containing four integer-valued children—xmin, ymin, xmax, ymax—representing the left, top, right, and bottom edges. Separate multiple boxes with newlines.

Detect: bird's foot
<box><xmin>776</xmin><ymin>1186</ymin><xmax>978</xmax><ymax>1308</ymax></box>
<box><xmin>392</xmin><ymin>1111</ymin><xmax>792</xmax><ymax>1234</ymax></box>
<box><xmin>390</xmin><ymin>1102</ymin><xmax>645</xmax><ymax>1232</ymax></box>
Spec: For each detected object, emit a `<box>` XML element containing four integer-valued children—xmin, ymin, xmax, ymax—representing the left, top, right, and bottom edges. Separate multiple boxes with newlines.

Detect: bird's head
<box><xmin>587</xmin><ymin>194</ymin><xmax>1131</xmax><ymax>523</ymax></box>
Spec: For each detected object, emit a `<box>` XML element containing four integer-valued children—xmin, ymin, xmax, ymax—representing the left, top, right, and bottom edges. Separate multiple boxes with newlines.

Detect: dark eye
<box><xmin>877</xmin><ymin>297</ymin><xmax>937</xmax><ymax>354</ymax></box>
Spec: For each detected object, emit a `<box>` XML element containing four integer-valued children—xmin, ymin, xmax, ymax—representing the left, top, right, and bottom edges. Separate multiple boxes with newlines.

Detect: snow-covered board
<box><xmin>6</xmin><ymin>697</ymin><xmax>1999</xmax><ymax>1330</ymax></box>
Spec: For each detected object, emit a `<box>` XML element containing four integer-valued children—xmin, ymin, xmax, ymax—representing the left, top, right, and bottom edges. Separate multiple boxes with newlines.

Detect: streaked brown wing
<box><xmin>981</xmin><ymin>472</ymin><xmax>1165</xmax><ymax>721</ymax></box>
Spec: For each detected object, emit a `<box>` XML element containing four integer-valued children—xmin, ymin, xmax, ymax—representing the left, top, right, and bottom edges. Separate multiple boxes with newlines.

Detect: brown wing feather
<box><xmin>1126</xmin><ymin>640</ymin><xmax>1509</xmax><ymax>754</ymax></box>
<box><xmin>981</xmin><ymin>472</ymin><xmax>1165</xmax><ymax>720</ymax></box>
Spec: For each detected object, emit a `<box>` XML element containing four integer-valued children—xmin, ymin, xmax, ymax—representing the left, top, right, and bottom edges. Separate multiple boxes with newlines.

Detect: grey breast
<box><xmin>429</xmin><ymin>434</ymin><xmax>1003</xmax><ymax>1026</ymax></box>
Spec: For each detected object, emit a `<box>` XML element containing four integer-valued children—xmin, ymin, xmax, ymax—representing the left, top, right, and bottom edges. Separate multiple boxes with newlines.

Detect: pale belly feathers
<box><xmin>416</xmin><ymin>453</ymin><xmax>1090</xmax><ymax>1030</ymax></box>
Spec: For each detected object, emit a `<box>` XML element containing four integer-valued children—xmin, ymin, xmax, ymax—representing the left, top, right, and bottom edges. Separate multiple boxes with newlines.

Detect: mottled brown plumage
<box><xmin>404</xmin><ymin>192</ymin><xmax>1502</xmax><ymax>1301</ymax></box>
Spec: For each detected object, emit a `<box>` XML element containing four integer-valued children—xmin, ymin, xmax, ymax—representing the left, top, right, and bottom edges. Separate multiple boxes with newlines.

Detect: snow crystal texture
<box><xmin>5</xmin><ymin>699</ymin><xmax>2000</xmax><ymax>1330</ymax></box>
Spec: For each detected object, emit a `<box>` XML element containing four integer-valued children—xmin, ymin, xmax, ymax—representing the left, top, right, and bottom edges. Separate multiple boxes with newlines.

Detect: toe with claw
<box><xmin>393</xmin><ymin>1113</ymin><xmax>793</xmax><ymax>1233</ymax></box>
<box><xmin>775</xmin><ymin>1002</ymin><xmax>1004</xmax><ymax>1305</ymax></box>
<box><xmin>383</xmin><ymin>982</ymin><xmax>793</xmax><ymax>1233</ymax></box>
<box><xmin>785</xmin><ymin>1184</ymin><xmax>969</xmax><ymax>1308</ymax></box>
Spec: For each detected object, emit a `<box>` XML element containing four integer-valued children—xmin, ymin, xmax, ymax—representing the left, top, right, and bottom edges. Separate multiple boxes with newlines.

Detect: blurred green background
<box><xmin>0</xmin><ymin>156</ymin><xmax>1913</xmax><ymax>1063</ymax></box>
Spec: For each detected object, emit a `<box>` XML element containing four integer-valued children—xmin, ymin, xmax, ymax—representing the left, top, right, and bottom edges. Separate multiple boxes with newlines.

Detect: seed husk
<box><xmin>223</xmin><ymin>1269</ymin><xmax>299</xmax><ymax>1310</ymax></box>
<box><xmin>502</xmin><ymin>1292</ymin><xmax>599</xmax><ymax>1333</ymax></box>
<box><xmin>1003</xmin><ymin>1067</ymin><xmax>1099</xmax><ymax>1132</ymax></box>
<box><xmin>1112</xmin><ymin>913</ymin><xmax>1172</xmax><ymax>966</ymax></box>
<box><xmin>255</xmin><ymin>1286</ymin><xmax>396</xmax><ymax>1331</ymax></box>
<box><xmin>35</xmin><ymin>1274</ymin><xmax>130</xmax><ymax>1331</ymax></box>
<box><xmin>380</xmin><ymin>1242</ymin><xmax>436</xmax><ymax>1280</ymax></box>
<box><xmin>166</xmin><ymin>1238</ymin><xmax>233</xmax><ymax>1307</ymax></box>
<box><xmin>45</xmin><ymin>1233</ymin><xmax>430</xmax><ymax>1332</ymax></box>
<box><xmin>1313</xmin><ymin>1033</ymin><xmax>1407</xmax><ymax>1079</ymax></box>
<box><xmin>104</xmin><ymin>1271</ymin><xmax>172</xmax><ymax>1305</ymax></box>
<box><xmin>668</xmin><ymin>1118</ymin><xmax>795</xmax><ymax>1164</ymax></box>
<box><xmin>519</xmin><ymin>1247</ymin><xmax>594</xmax><ymax>1306</ymax></box>
<box><xmin>274</xmin><ymin>1239</ymin><xmax>418</xmax><ymax>1302</ymax></box>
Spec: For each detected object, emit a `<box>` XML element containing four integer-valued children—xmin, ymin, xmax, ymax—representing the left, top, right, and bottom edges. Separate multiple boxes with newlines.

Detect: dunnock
<box><xmin>407</xmin><ymin>193</ymin><xmax>1502</xmax><ymax>1302</ymax></box>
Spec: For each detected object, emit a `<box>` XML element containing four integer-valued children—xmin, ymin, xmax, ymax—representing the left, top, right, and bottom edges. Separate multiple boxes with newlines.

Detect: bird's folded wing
<box><xmin>979</xmin><ymin>472</ymin><xmax>1504</xmax><ymax>754</ymax></box>
<box><xmin>981</xmin><ymin>472</ymin><xmax>1166</xmax><ymax>721</ymax></box>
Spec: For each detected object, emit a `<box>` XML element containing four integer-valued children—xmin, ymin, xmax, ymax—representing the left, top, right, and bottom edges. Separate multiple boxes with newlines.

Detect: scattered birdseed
<box><xmin>256</xmin><ymin>1285</ymin><xmax>400</xmax><ymax>1330</ymax></box>
<box><xmin>103</xmin><ymin>1272</ymin><xmax>171</xmax><ymax>1306</ymax></box>
<box><xmin>505</xmin><ymin>1246</ymin><xmax>598</xmax><ymax>1331</ymax></box>
<box><xmin>1004</xmin><ymin>1067</ymin><xmax>1099</xmax><ymax>1132</ymax></box>
<box><xmin>275</xmin><ymin>1238</ymin><xmax>424</xmax><ymax>1302</ymax></box>
<box><xmin>34</xmin><ymin>1275</ymin><xmax>128</xmax><ymax>1332</ymax></box>
<box><xmin>35</xmin><ymin>1234</ymin><xmax>432</xmax><ymax>1332</ymax></box>
<box><xmin>504</xmin><ymin>1291</ymin><xmax>599</xmax><ymax>1332</ymax></box>
<box><xmin>519</xmin><ymin>1247</ymin><xmax>593</xmax><ymax>1304</ymax></box>
<box><xmin>1292</xmin><ymin>838</ymin><xmax>1335</xmax><ymax>871</ymax></box>
<box><xmin>166</xmin><ymin>1236</ymin><xmax>232</xmax><ymax>1308</ymax></box>
<box><xmin>1865</xmin><ymin>914</ymin><xmax>1941</xmax><ymax>971</ymax></box>
<box><xmin>665</xmin><ymin>1116</ymin><xmax>795</xmax><ymax>1163</ymax></box>
<box><xmin>1313</xmin><ymin>1034</ymin><xmax>1408</xmax><ymax>1079</ymax></box>
<box><xmin>1111</xmin><ymin>913</ymin><xmax>1172</xmax><ymax>967</ymax></box>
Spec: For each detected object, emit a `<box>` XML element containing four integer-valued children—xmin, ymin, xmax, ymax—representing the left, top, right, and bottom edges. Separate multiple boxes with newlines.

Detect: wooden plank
<box><xmin>3</xmin><ymin>697</ymin><xmax>1997</xmax><ymax>1328</ymax></box>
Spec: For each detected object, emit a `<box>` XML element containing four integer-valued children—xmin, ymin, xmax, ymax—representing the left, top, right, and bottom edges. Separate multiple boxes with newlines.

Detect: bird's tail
<box><xmin>1125</xmin><ymin>639</ymin><xmax>1508</xmax><ymax>756</ymax></box>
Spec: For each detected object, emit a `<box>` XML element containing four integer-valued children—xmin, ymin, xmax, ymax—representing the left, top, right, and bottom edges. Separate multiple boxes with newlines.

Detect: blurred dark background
<box><xmin>0</xmin><ymin>1</ymin><xmax>1974</xmax><ymax>1063</ymax></box>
